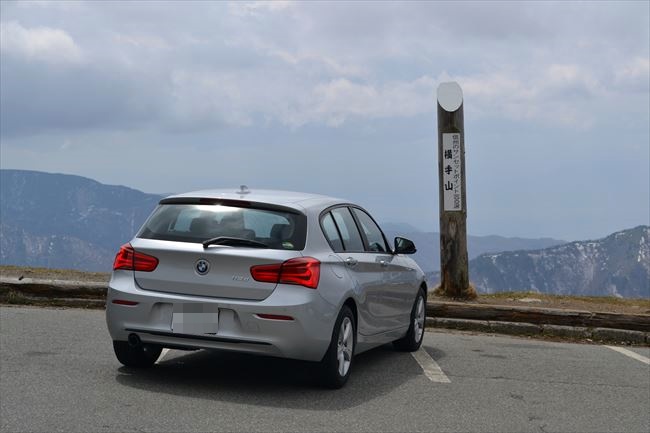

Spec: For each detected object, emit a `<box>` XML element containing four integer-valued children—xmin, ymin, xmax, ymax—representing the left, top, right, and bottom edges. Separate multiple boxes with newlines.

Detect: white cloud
<box><xmin>1</xmin><ymin>2</ymin><xmax>648</xmax><ymax>132</ymax></box>
<box><xmin>462</xmin><ymin>73</ymin><xmax>535</xmax><ymax>103</ymax></box>
<box><xmin>14</xmin><ymin>0</ymin><xmax>83</xmax><ymax>11</ymax></box>
<box><xmin>310</xmin><ymin>79</ymin><xmax>380</xmax><ymax>126</ymax></box>
<box><xmin>545</xmin><ymin>64</ymin><xmax>602</xmax><ymax>95</ymax></box>
<box><xmin>452</xmin><ymin>65</ymin><xmax>607</xmax><ymax>128</ymax></box>
<box><xmin>299</xmin><ymin>76</ymin><xmax>436</xmax><ymax>127</ymax></box>
<box><xmin>113</xmin><ymin>33</ymin><xmax>171</xmax><ymax>51</ymax></box>
<box><xmin>166</xmin><ymin>69</ymin><xmax>254</xmax><ymax>129</ymax></box>
<box><xmin>0</xmin><ymin>21</ymin><xmax>83</xmax><ymax>64</ymax></box>
<box><xmin>154</xmin><ymin>69</ymin><xmax>437</xmax><ymax>129</ymax></box>
<box><xmin>228</xmin><ymin>1</ymin><xmax>293</xmax><ymax>17</ymax></box>
<box><xmin>264</xmin><ymin>47</ymin><xmax>367</xmax><ymax>78</ymax></box>
<box><xmin>615</xmin><ymin>57</ymin><xmax>650</xmax><ymax>92</ymax></box>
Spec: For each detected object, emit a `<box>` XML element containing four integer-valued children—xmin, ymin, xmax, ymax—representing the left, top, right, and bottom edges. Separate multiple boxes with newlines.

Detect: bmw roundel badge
<box><xmin>195</xmin><ymin>259</ymin><xmax>210</xmax><ymax>275</ymax></box>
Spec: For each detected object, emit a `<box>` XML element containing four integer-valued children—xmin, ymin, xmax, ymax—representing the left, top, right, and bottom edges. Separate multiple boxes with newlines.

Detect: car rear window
<box><xmin>137</xmin><ymin>204</ymin><xmax>307</xmax><ymax>250</ymax></box>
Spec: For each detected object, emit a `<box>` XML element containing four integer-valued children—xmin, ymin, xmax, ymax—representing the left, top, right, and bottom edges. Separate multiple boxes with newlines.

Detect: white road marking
<box><xmin>411</xmin><ymin>347</ymin><xmax>451</xmax><ymax>383</ymax></box>
<box><xmin>156</xmin><ymin>348</ymin><xmax>171</xmax><ymax>364</ymax></box>
<box><xmin>605</xmin><ymin>346</ymin><xmax>650</xmax><ymax>365</ymax></box>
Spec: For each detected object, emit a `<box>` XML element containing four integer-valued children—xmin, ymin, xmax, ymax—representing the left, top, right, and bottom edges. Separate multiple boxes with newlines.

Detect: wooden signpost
<box><xmin>436</xmin><ymin>82</ymin><xmax>474</xmax><ymax>299</ymax></box>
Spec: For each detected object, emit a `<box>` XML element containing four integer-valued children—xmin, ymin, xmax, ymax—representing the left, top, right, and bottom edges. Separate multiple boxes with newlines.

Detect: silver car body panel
<box><xmin>131</xmin><ymin>238</ymin><xmax>301</xmax><ymax>301</ymax></box>
<box><xmin>106</xmin><ymin>189</ymin><xmax>426</xmax><ymax>362</ymax></box>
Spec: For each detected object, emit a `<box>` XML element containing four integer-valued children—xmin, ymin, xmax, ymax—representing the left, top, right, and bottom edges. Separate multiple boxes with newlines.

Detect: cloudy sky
<box><xmin>1</xmin><ymin>1</ymin><xmax>648</xmax><ymax>241</ymax></box>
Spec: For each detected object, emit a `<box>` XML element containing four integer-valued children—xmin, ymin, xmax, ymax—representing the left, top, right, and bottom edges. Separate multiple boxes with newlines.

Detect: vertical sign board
<box><xmin>437</xmin><ymin>81</ymin><xmax>471</xmax><ymax>298</ymax></box>
<box><xmin>442</xmin><ymin>132</ymin><xmax>462</xmax><ymax>212</ymax></box>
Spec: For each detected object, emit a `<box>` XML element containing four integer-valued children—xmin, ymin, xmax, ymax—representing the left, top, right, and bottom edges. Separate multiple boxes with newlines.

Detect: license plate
<box><xmin>172</xmin><ymin>303</ymin><xmax>219</xmax><ymax>335</ymax></box>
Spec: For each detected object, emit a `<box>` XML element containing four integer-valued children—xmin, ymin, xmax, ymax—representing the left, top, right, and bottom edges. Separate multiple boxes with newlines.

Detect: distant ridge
<box><xmin>381</xmin><ymin>229</ymin><xmax>566</xmax><ymax>274</ymax></box>
<box><xmin>467</xmin><ymin>226</ymin><xmax>650</xmax><ymax>298</ymax></box>
<box><xmin>1</xmin><ymin>169</ymin><xmax>162</xmax><ymax>272</ymax></box>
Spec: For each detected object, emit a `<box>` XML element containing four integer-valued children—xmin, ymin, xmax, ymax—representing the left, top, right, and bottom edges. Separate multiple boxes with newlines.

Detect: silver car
<box><xmin>106</xmin><ymin>188</ymin><xmax>427</xmax><ymax>388</ymax></box>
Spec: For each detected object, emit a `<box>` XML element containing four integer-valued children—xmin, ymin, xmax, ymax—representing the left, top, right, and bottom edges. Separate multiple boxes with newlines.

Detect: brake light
<box><xmin>250</xmin><ymin>263</ymin><xmax>283</xmax><ymax>283</ymax></box>
<box><xmin>113</xmin><ymin>243</ymin><xmax>159</xmax><ymax>272</ymax></box>
<box><xmin>280</xmin><ymin>257</ymin><xmax>320</xmax><ymax>288</ymax></box>
<box><xmin>250</xmin><ymin>257</ymin><xmax>320</xmax><ymax>289</ymax></box>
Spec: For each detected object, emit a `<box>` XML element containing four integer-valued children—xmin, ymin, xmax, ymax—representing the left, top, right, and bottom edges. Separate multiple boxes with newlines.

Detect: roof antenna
<box><xmin>236</xmin><ymin>185</ymin><xmax>250</xmax><ymax>195</ymax></box>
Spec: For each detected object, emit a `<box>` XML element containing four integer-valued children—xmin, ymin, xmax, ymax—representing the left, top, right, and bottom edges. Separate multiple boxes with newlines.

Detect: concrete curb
<box><xmin>426</xmin><ymin>317</ymin><xmax>650</xmax><ymax>346</ymax></box>
<box><xmin>2</xmin><ymin>277</ymin><xmax>649</xmax><ymax>345</ymax></box>
<box><xmin>0</xmin><ymin>277</ymin><xmax>106</xmax><ymax>299</ymax></box>
<box><xmin>426</xmin><ymin>301</ymin><xmax>650</xmax><ymax>332</ymax></box>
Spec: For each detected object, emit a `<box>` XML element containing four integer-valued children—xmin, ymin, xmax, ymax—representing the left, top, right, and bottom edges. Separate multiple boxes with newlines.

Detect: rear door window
<box><xmin>330</xmin><ymin>207</ymin><xmax>364</xmax><ymax>252</ymax></box>
<box><xmin>351</xmin><ymin>208</ymin><xmax>389</xmax><ymax>253</ymax></box>
<box><xmin>137</xmin><ymin>204</ymin><xmax>306</xmax><ymax>250</ymax></box>
<box><xmin>321</xmin><ymin>212</ymin><xmax>344</xmax><ymax>253</ymax></box>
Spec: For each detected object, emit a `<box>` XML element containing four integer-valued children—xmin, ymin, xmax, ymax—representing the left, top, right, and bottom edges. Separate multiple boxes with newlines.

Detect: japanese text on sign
<box><xmin>442</xmin><ymin>133</ymin><xmax>462</xmax><ymax>211</ymax></box>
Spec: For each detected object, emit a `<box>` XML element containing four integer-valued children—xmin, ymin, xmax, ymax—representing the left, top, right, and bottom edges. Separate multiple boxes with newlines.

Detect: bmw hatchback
<box><xmin>106</xmin><ymin>188</ymin><xmax>427</xmax><ymax>388</ymax></box>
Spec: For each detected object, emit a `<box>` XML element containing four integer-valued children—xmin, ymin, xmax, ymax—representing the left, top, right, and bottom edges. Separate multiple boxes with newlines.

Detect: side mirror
<box><xmin>394</xmin><ymin>237</ymin><xmax>416</xmax><ymax>254</ymax></box>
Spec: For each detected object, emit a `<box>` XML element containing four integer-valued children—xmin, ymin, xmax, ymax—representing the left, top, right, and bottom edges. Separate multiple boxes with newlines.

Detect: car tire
<box><xmin>320</xmin><ymin>305</ymin><xmax>356</xmax><ymax>389</ymax></box>
<box><xmin>113</xmin><ymin>340</ymin><xmax>162</xmax><ymax>368</ymax></box>
<box><xmin>393</xmin><ymin>288</ymin><xmax>426</xmax><ymax>352</ymax></box>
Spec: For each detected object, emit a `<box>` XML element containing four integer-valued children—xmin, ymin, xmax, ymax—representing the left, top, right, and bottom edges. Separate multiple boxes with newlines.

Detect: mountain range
<box><xmin>468</xmin><ymin>226</ymin><xmax>649</xmax><ymax>298</ymax></box>
<box><xmin>1</xmin><ymin>169</ymin><xmax>158</xmax><ymax>271</ymax></box>
<box><xmin>383</xmin><ymin>230</ymin><xmax>565</xmax><ymax>275</ymax></box>
<box><xmin>1</xmin><ymin>169</ymin><xmax>647</xmax><ymax>298</ymax></box>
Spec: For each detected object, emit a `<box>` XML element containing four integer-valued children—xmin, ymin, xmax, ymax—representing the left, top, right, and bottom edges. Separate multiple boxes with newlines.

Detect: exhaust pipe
<box><xmin>128</xmin><ymin>333</ymin><xmax>141</xmax><ymax>348</ymax></box>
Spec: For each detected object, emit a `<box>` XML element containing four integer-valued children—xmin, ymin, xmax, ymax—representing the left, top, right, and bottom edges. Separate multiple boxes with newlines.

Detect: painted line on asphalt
<box><xmin>605</xmin><ymin>345</ymin><xmax>650</xmax><ymax>365</ymax></box>
<box><xmin>156</xmin><ymin>348</ymin><xmax>171</xmax><ymax>364</ymax></box>
<box><xmin>411</xmin><ymin>347</ymin><xmax>451</xmax><ymax>383</ymax></box>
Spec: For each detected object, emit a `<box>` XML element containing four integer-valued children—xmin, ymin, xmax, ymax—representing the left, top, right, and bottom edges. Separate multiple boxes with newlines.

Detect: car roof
<box><xmin>163</xmin><ymin>188</ymin><xmax>348</xmax><ymax>211</ymax></box>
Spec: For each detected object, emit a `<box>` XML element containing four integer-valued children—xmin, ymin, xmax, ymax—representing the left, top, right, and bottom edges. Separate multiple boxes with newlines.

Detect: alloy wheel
<box><xmin>336</xmin><ymin>317</ymin><xmax>353</xmax><ymax>377</ymax></box>
<box><xmin>414</xmin><ymin>296</ymin><xmax>425</xmax><ymax>343</ymax></box>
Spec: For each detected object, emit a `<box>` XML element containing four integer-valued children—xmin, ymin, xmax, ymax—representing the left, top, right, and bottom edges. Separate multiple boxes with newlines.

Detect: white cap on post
<box><xmin>437</xmin><ymin>82</ymin><xmax>463</xmax><ymax>112</ymax></box>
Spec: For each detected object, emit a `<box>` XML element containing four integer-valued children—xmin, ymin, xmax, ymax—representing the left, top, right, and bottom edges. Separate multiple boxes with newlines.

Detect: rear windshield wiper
<box><xmin>202</xmin><ymin>236</ymin><xmax>269</xmax><ymax>249</ymax></box>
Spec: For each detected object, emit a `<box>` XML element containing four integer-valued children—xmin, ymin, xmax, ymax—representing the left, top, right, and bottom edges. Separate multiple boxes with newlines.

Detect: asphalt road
<box><xmin>1</xmin><ymin>306</ymin><xmax>648</xmax><ymax>433</ymax></box>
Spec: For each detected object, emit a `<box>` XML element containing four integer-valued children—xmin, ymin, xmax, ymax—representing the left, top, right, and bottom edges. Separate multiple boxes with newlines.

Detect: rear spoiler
<box><xmin>158</xmin><ymin>197</ymin><xmax>304</xmax><ymax>215</ymax></box>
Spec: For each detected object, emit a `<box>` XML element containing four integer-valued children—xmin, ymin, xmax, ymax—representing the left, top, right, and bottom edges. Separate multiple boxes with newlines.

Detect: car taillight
<box><xmin>250</xmin><ymin>263</ymin><xmax>283</xmax><ymax>284</ymax></box>
<box><xmin>280</xmin><ymin>257</ymin><xmax>320</xmax><ymax>288</ymax></box>
<box><xmin>250</xmin><ymin>257</ymin><xmax>320</xmax><ymax>289</ymax></box>
<box><xmin>113</xmin><ymin>243</ymin><xmax>159</xmax><ymax>272</ymax></box>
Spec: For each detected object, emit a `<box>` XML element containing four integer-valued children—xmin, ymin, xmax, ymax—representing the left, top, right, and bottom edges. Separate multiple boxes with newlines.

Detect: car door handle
<box><xmin>379</xmin><ymin>260</ymin><xmax>388</xmax><ymax>267</ymax></box>
<box><xmin>345</xmin><ymin>257</ymin><xmax>358</xmax><ymax>267</ymax></box>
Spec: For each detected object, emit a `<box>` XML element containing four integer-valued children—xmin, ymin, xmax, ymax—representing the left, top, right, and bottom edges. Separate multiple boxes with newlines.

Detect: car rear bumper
<box><xmin>105</xmin><ymin>271</ymin><xmax>336</xmax><ymax>362</ymax></box>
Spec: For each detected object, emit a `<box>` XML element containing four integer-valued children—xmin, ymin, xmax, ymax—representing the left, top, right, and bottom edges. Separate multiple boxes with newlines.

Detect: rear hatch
<box><xmin>132</xmin><ymin>238</ymin><xmax>301</xmax><ymax>300</ymax></box>
<box><xmin>130</xmin><ymin>200</ymin><xmax>307</xmax><ymax>301</ymax></box>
